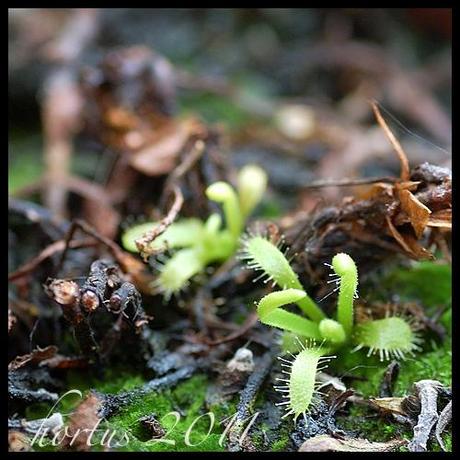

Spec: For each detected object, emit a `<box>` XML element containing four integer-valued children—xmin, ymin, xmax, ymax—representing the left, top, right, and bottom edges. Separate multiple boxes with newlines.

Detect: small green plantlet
<box><xmin>274</xmin><ymin>339</ymin><xmax>335</xmax><ymax>421</ymax></box>
<box><xmin>243</xmin><ymin>234</ymin><xmax>421</xmax><ymax>361</ymax></box>
<box><xmin>122</xmin><ymin>165</ymin><xmax>267</xmax><ymax>298</ymax></box>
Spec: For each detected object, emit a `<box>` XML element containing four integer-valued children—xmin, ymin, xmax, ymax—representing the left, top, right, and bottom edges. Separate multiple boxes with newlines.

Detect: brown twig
<box><xmin>57</xmin><ymin>219</ymin><xmax>128</xmax><ymax>274</ymax></box>
<box><xmin>204</xmin><ymin>312</ymin><xmax>259</xmax><ymax>346</ymax></box>
<box><xmin>8</xmin><ymin>238</ymin><xmax>96</xmax><ymax>282</ymax></box>
<box><xmin>44</xmin><ymin>278</ymin><xmax>100</xmax><ymax>365</ymax></box>
<box><xmin>135</xmin><ymin>185</ymin><xmax>184</xmax><ymax>259</ymax></box>
<box><xmin>303</xmin><ymin>176</ymin><xmax>397</xmax><ymax>189</ymax></box>
<box><xmin>371</xmin><ymin>100</ymin><xmax>410</xmax><ymax>181</ymax></box>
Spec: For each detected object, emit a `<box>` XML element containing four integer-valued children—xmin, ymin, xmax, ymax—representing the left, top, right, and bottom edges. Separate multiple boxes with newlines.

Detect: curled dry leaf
<box><xmin>369</xmin><ymin>397</ymin><xmax>407</xmax><ymax>417</ymax></box>
<box><xmin>298</xmin><ymin>434</ymin><xmax>406</xmax><ymax>452</ymax></box>
<box><xmin>397</xmin><ymin>188</ymin><xmax>432</xmax><ymax>238</ymax></box>
<box><xmin>408</xmin><ymin>379</ymin><xmax>444</xmax><ymax>452</ymax></box>
<box><xmin>427</xmin><ymin>209</ymin><xmax>451</xmax><ymax>229</ymax></box>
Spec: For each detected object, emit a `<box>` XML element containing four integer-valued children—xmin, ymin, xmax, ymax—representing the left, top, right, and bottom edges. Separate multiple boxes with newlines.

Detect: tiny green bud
<box><xmin>206</xmin><ymin>182</ymin><xmax>242</xmax><ymax>240</ymax></box>
<box><xmin>319</xmin><ymin>318</ymin><xmax>347</xmax><ymax>344</ymax></box>
<box><xmin>237</xmin><ymin>164</ymin><xmax>268</xmax><ymax>218</ymax></box>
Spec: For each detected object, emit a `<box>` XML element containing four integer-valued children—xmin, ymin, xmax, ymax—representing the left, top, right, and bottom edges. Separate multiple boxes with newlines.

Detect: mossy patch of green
<box><xmin>107</xmin><ymin>374</ymin><xmax>229</xmax><ymax>452</ymax></box>
<box><xmin>381</xmin><ymin>261</ymin><xmax>451</xmax><ymax>311</ymax></box>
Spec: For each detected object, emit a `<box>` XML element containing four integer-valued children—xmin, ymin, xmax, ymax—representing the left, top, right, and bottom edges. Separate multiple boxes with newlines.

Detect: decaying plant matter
<box><xmin>282</xmin><ymin>103</ymin><xmax>451</xmax><ymax>290</ymax></box>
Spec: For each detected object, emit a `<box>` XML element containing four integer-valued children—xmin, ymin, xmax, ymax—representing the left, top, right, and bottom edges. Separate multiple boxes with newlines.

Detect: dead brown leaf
<box><xmin>385</xmin><ymin>215</ymin><xmax>433</xmax><ymax>259</ymax></box>
<box><xmin>369</xmin><ymin>397</ymin><xmax>408</xmax><ymax>416</ymax></box>
<box><xmin>398</xmin><ymin>188</ymin><xmax>432</xmax><ymax>238</ymax></box>
<box><xmin>427</xmin><ymin>209</ymin><xmax>452</xmax><ymax>229</ymax></box>
<box><xmin>129</xmin><ymin>118</ymin><xmax>199</xmax><ymax>176</ymax></box>
<box><xmin>299</xmin><ymin>434</ymin><xmax>406</xmax><ymax>452</ymax></box>
<box><xmin>63</xmin><ymin>392</ymin><xmax>103</xmax><ymax>451</ymax></box>
<box><xmin>8</xmin><ymin>431</ymin><xmax>31</xmax><ymax>452</ymax></box>
<box><xmin>8</xmin><ymin>345</ymin><xmax>58</xmax><ymax>372</ymax></box>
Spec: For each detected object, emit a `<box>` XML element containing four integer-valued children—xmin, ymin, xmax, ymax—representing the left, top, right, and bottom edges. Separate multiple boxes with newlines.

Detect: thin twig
<box><xmin>204</xmin><ymin>312</ymin><xmax>259</xmax><ymax>346</ymax></box>
<box><xmin>135</xmin><ymin>186</ymin><xmax>184</xmax><ymax>259</ymax></box>
<box><xmin>303</xmin><ymin>176</ymin><xmax>397</xmax><ymax>188</ymax></box>
<box><xmin>371</xmin><ymin>100</ymin><xmax>410</xmax><ymax>181</ymax></box>
<box><xmin>8</xmin><ymin>238</ymin><xmax>96</xmax><ymax>282</ymax></box>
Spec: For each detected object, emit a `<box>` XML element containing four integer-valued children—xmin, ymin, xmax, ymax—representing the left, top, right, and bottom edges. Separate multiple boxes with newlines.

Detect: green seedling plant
<box><xmin>241</xmin><ymin>233</ymin><xmax>421</xmax><ymax>358</ymax></box>
<box><xmin>122</xmin><ymin>165</ymin><xmax>267</xmax><ymax>298</ymax></box>
<box><xmin>242</xmin><ymin>234</ymin><xmax>422</xmax><ymax>420</ymax></box>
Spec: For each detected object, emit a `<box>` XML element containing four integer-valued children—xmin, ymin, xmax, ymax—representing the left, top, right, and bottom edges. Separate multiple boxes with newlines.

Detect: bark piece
<box><xmin>299</xmin><ymin>434</ymin><xmax>406</xmax><ymax>452</ymax></box>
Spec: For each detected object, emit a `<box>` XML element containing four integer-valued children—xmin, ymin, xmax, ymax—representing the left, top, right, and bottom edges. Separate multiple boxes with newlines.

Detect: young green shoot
<box><xmin>244</xmin><ymin>235</ymin><xmax>422</xmax><ymax>361</ymax></box>
<box><xmin>122</xmin><ymin>164</ymin><xmax>267</xmax><ymax>297</ymax></box>
<box><xmin>257</xmin><ymin>290</ymin><xmax>322</xmax><ymax>339</ymax></box>
<box><xmin>331</xmin><ymin>252</ymin><xmax>358</xmax><ymax>338</ymax></box>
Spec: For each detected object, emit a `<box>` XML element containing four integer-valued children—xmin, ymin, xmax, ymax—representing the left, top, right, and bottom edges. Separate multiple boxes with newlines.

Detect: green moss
<box><xmin>381</xmin><ymin>261</ymin><xmax>451</xmax><ymax>310</ymax></box>
<box><xmin>107</xmin><ymin>375</ymin><xmax>227</xmax><ymax>452</ymax></box>
<box><xmin>26</xmin><ymin>371</ymin><xmax>235</xmax><ymax>452</ymax></box>
<box><xmin>394</xmin><ymin>341</ymin><xmax>452</xmax><ymax>394</ymax></box>
<box><xmin>271</xmin><ymin>436</ymin><xmax>290</xmax><ymax>451</ymax></box>
<box><xmin>338</xmin><ymin>404</ymin><xmax>412</xmax><ymax>443</ymax></box>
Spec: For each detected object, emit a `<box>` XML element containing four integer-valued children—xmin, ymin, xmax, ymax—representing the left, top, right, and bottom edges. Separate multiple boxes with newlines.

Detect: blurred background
<box><xmin>9</xmin><ymin>8</ymin><xmax>451</xmax><ymax>217</ymax></box>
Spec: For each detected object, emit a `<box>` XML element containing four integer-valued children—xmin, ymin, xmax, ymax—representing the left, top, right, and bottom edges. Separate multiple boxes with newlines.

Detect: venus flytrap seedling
<box><xmin>243</xmin><ymin>233</ymin><xmax>422</xmax><ymax>361</ymax></box>
<box><xmin>244</xmin><ymin>238</ymin><xmax>423</xmax><ymax>422</ymax></box>
<box><xmin>330</xmin><ymin>253</ymin><xmax>358</xmax><ymax>338</ymax></box>
<box><xmin>122</xmin><ymin>165</ymin><xmax>267</xmax><ymax>298</ymax></box>
<box><xmin>257</xmin><ymin>289</ymin><xmax>322</xmax><ymax>339</ymax></box>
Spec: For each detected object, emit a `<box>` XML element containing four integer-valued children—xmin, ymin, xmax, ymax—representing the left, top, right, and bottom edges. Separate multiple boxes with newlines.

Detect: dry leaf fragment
<box><xmin>385</xmin><ymin>215</ymin><xmax>433</xmax><ymax>260</ymax></box>
<box><xmin>299</xmin><ymin>434</ymin><xmax>406</xmax><ymax>452</ymax></box>
<box><xmin>8</xmin><ymin>346</ymin><xmax>58</xmax><ymax>372</ymax></box>
<box><xmin>369</xmin><ymin>397</ymin><xmax>407</xmax><ymax>416</ymax></box>
<box><xmin>8</xmin><ymin>431</ymin><xmax>31</xmax><ymax>452</ymax></box>
<box><xmin>408</xmin><ymin>380</ymin><xmax>444</xmax><ymax>452</ymax></box>
<box><xmin>63</xmin><ymin>392</ymin><xmax>103</xmax><ymax>451</ymax></box>
<box><xmin>129</xmin><ymin>118</ymin><xmax>199</xmax><ymax>176</ymax></box>
<box><xmin>427</xmin><ymin>209</ymin><xmax>452</xmax><ymax>229</ymax></box>
<box><xmin>398</xmin><ymin>189</ymin><xmax>431</xmax><ymax>238</ymax></box>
